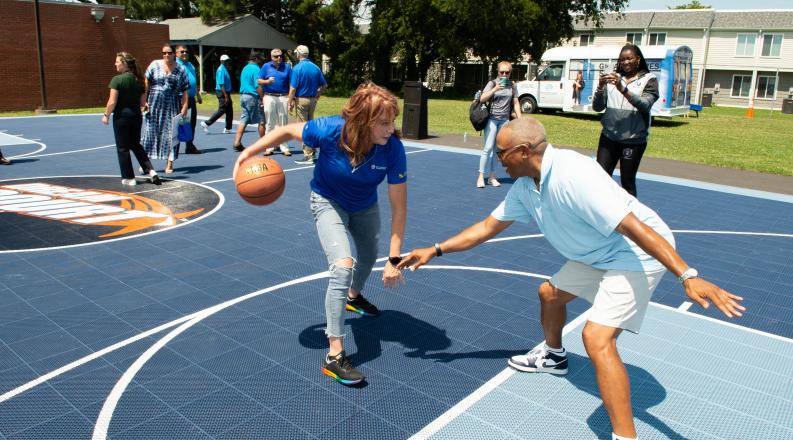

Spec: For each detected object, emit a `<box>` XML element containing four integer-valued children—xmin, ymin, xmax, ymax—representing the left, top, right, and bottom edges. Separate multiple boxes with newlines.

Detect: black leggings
<box><xmin>112</xmin><ymin>108</ymin><xmax>153</xmax><ymax>179</ymax></box>
<box><xmin>206</xmin><ymin>91</ymin><xmax>233</xmax><ymax>130</ymax></box>
<box><xmin>596</xmin><ymin>133</ymin><xmax>647</xmax><ymax>197</ymax></box>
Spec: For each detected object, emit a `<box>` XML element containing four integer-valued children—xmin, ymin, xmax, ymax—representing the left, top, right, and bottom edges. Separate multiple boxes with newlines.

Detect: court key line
<box><xmin>0</xmin><ymin>131</ymin><xmax>47</xmax><ymax>158</ymax></box>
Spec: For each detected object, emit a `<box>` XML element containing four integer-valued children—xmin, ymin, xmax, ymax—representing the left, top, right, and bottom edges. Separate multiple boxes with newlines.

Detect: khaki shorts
<box><xmin>550</xmin><ymin>261</ymin><xmax>666</xmax><ymax>333</ymax></box>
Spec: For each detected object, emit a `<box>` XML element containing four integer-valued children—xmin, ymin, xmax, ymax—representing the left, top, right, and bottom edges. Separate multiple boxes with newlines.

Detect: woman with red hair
<box><xmin>235</xmin><ymin>82</ymin><xmax>407</xmax><ymax>386</ymax></box>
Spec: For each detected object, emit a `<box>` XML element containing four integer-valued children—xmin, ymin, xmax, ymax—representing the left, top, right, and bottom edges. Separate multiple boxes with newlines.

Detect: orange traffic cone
<box><xmin>746</xmin><ymin>100</ymin><xmax>754</xmax><ymax>118</ymax></box>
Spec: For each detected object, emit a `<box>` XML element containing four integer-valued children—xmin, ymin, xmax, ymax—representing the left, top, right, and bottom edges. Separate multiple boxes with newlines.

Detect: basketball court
<box><xmin>1</xmin><ymin>114</ymin><xmax>792</xmax><ymax>439</ymax></box>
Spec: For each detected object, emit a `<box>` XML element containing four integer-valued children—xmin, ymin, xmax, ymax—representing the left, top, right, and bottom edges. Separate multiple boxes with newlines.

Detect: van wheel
<box><xmin>520</xmin><ymin>96</ymin><xmax>537</xmax><ymax>114</ymax></box>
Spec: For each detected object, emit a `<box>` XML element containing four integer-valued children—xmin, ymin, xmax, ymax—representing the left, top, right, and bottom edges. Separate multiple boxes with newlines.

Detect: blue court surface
<box><xmin>1</xmin><ymin>114</ymin><xmax>792</xmax><ymax>439</ymax></box>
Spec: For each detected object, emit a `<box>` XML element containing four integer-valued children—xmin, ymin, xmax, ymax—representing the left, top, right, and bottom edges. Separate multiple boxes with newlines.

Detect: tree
<box><xmin>97</xmin><ymin>0</ymin><xmax>197</xmax><ymax>20</ymax></box>
<box><xmin>669</xmin><ymin>1</ymin><xmax>711</xmax><ymax>9</ymax></box>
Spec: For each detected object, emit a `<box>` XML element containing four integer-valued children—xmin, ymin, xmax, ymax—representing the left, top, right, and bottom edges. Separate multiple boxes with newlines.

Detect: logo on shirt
<box><xmin>371</xmin><ymin>164</ymin><xmax>387</xmax><ymax>171</ymax></box>
<box><xmin>0</xmin><ymin>176</ymin><xmax>222</xmax><ymax>253</ymax></box>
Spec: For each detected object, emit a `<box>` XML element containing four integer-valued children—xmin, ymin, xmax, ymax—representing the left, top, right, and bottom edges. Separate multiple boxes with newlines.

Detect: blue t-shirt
<box><xmin>491</xmin><ymin>145</ymin><xmax>674</xmax><ymax>272</ymax></box>
<box><xmin>303</xmin><ymin>115</ymin><xmax>407</xmax><ymax>212</ymax></box>
<box><xmin>215</xmin><ymin>64</ymin><xmax>232</xmax><ymax>92</ymax></box>
<box><xmin>239</xmin><ymin>62</ymin><xmax>261</xmax><ymax>96</ymax></box>
<box><xmin>290</xmin><ymin>59</ymin><xmax>327</xmax><ymax>97</ymax></box>
<box><xmin>176</xmin><ymin>58</ymin><xmax>198</xmax><ymax>98</ymax></box>
<box><xmin>258</xmin><ymin>61</ymin><xmax>291</xmax><ymax>94</ymax></box>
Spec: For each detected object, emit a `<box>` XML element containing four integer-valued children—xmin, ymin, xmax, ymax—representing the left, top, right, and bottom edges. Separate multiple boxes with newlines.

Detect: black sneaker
<box><xmin>346</xmin><ymin>294</ymin><xmax>379</xmax><ymax>316</ymax></box>
<box><xmin>322</xmin><ymin>351</ymin><xmax>365</xmax><ymax>385</ymax></box>
<box><xmin>185</xmin><ymin>146</ymin><xmax>202</xmax><ymax>154</ymax></box>
<box><xmin>507</xmin><ymin>346</ymin><xmax>568</xmax><ymax>375</ymax></box>
<box><xmin>233</xmin><ymin>144</ymin><xmax>245</xmax><ymax>152</ymax></box>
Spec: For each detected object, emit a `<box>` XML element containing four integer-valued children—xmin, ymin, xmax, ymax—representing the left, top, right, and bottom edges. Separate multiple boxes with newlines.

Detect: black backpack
<box><xmin>469</xmin><ymin>80</ymin><xmax>494</xmax><ymax>132</ymax></box>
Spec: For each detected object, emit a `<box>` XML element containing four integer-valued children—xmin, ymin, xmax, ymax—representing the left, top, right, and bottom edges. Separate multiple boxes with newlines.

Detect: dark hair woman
<box><xmin>233</xmin><ymin>82</ymin><xmax>407</xmax><ymax>386</ymax></box>
<box><xmin>592</xmin><ymin>44</ymin><xmax>659</xmax><ymax>197</ymax></box>
<box><xmin>101</xmin><ymin>52</ymin><xmax>160</xmax><ymax>185</ymax></box>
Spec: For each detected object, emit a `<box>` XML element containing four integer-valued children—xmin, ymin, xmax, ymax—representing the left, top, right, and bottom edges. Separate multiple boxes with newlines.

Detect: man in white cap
<box><xmin>201</xmin><ymin>54</ymin><xmax>233</xmax><ymax>135</ymax></box>
<box><xmin>289</xmin><ymin>44</ymin><xmax>327</xmax><ymax>164</ymax></box>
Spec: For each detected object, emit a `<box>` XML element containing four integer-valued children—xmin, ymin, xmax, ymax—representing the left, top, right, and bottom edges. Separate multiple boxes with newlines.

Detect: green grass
<box><xmin>5</xmin><ymin>96</ymin><xmax>792</xmax><ymax>175</ymax></box>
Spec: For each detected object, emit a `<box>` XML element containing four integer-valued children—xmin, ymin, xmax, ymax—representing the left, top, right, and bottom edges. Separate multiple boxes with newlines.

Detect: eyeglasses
<box><xmin>496</xmin><ymin>143</ymin><xmax>527</xmax><ymax>161</ymax></box>
<box><xmin>162</xmin><ymin>51</ymin><xmax>174</xmax><ymax>55</ymax></box>
<box><xmin>499</xmin><ymin>71</ymin><xmax>511</xmax><ymax>75</ymax></box>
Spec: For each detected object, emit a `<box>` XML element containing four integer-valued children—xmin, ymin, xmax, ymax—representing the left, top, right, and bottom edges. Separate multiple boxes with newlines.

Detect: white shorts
<box><xmin>550</xmin><ymin>261</ymin><xmax>666</xmax><ymax>333</ymax></box>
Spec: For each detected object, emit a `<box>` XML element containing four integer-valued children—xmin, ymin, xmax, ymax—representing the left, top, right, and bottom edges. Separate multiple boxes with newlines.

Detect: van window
<box><xmin>537</xmin><ymin>62</ymin><xmax>564</xmax><ymax>81</ymax></box>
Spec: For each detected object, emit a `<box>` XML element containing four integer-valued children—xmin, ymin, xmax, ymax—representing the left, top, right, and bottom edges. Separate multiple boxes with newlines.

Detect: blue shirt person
<box><xmin>202</xmin><ymin>54</ymin><xmax>233</xmax><ymax>132</ymax></box>
<box><xmin>288</xmin><ymin>45</ymin><xmax>328</xmax><ymax>164</ymax></box>
<box><xmin>232</xmin><ymin>53</ymin><xmax>265</xmax><ymax>151</ymax></box>
<box><xmin>257</xmin><ymin>49</ymin><xmax>293</xmax><ymax>155</ymax></box>
<box><xmin>175</xmin><ymin>46</ymin><xmax>202</xmax><ymax>153</ymax></box>
<box><xmin>397</xmin><ymin>117</ymin><xmax>744</xmax><ymax>440</ymax></box>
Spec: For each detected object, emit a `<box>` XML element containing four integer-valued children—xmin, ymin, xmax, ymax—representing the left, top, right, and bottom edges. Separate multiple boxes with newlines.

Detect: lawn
<box><xmin>4</xmin><ymin>97</ymin><xmax>791</xmax><ymax>175</ymax></box>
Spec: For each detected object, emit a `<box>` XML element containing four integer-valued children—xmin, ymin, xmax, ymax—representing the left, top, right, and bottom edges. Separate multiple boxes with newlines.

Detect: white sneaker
<box><xmin>223</xmin><ymin>128</ymin><xmax>232</xmax><ymax>134</ymax></box>
<box><xmin>476</xmin><ymin>176</ymin><xmax>485</xmax><ymax>188</ymax></box>
<box><xmin>121</xmin><ymin>179</ymin><xmax>137</xmax><ymax>186</ymax></box>
<box><xmin>489</xmin><ymin>177</ymin><xmax>501</xmax><ymax>187</ymax></box>
<box><xmin>200</xmin><ymin>121</ymin><xmax>210</xmax><ymax>133</ymax></box>
<box><xmin>508</xmin><ymin>346</ymin><xmax>568</xmax><ymax>375</ymax></box>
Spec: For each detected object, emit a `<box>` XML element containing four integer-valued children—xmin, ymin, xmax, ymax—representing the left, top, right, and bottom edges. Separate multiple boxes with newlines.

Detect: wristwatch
<box><xmin>678</xmin><ymin>267</ymin><xmax>699</xmax><ymax>284</ymax></box>
<box><xmin>388</xmin><ymin>256</ymin><xmax>402</xmax><ymax>266</ymax></box>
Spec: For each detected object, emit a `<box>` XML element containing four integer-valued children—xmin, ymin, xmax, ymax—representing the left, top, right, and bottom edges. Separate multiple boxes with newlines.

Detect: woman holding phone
<box><xmin>592</xmin><ymin>44</ymin><xmax>659</xmax><ymax>197</ymax></box>
<box><xmin>476</xmin><ymin>61</ymin><xmax>521</xmax><ymax>189</ymax></box>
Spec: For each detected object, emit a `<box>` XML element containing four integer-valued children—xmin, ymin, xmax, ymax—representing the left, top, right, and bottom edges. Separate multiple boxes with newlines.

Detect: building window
<box><xmin>731</xmin><ymin>75</ymin><xmax>752</xmax><ymax>98</ymax></box>
<box><xmin>648</xmin><ymin>33</ymin><xmax>666</xmax><ymax>46</ymax></box>
<box><xmin>735</xmin><ymin>33</ymin><xmax>756</xmax><ymax>57</ymax></box>
<box><xmin>756</xmin><ymin>75</ymin><xmax>777</xmax><ymax>99</ymax></box>
<box><xmin>761</xmin><ymin>34</ymin><xmax>783</xmax><ymax>57</ymax></box>
<box><xmin>579</xmin><ymin>34</ymin><xmax>594</xmax><ymax>47</ymax></box>
<box><xmin>626</xmin><ymin>33</ymin><xmax>643</xmax><ymax>45</ymax></box>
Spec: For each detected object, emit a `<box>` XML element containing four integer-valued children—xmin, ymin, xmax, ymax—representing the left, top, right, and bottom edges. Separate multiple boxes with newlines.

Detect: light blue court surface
<box><xmin>0</xmin><ymin>114</ymin><xmax>792</xmax><ymax>439</ymax></box>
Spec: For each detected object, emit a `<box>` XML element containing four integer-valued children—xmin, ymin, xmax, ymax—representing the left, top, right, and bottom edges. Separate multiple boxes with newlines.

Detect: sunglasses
<box><xmin>177</xmin><ymin>50</ymin><xmax>188</xmax><ymax>54</ymax></box>
<box><xmin>496</xmin><ymin>143</ymin><xmax>526</xmax><ymax>161</ymax></box>
<box><xmin>162</xmin><ymin>51</ymin><xmax>174</xmax><ymax>55</ymax></box>
<box><xmin>499</xmin><ymin>70</ymin><xmax>511</xmax><ymax>74</ymax></box>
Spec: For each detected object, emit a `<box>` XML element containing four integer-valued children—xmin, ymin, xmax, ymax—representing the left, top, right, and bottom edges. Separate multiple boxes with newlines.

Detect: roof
<box><xmin>576</xmin><ymin>9</ymin><xmax>793</xmax><ymax>32</ymax></box>
<box><xmin>540</xmin><ymin>45</ymin><xmax>691</xmax><ymax>61</ymax></box>
<box><xmin>164</xmin><ymin>15</ymin><xmax>296</xmax><ymax>50</ymax></box>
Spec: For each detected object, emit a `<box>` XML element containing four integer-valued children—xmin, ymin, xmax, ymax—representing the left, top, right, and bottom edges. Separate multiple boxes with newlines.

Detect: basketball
<box><xmin>234</xmin><ymin>157</ymin><xmax>285</xmax><ymax>205</ymax></box>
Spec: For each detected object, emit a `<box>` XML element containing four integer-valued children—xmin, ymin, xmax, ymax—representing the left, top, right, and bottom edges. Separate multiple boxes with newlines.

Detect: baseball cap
<box><xmin>294</xmin><ymin>45</ymin><xmax>309</xmax><ymax>56</ymax></box>
<box><xmin>220</xmin><ymin>54</ymin><xmax>230</xmax><ymax>61</ymax></box>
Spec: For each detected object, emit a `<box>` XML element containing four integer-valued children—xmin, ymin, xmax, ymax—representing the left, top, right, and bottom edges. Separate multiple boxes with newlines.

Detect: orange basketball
<box><xmin>234</xmin><ymin>157</ymin><xmax>285</xmax><ymax>205</ymax></box>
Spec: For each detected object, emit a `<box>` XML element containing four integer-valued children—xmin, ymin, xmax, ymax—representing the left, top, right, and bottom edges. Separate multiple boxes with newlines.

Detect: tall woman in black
<box><xmin>592</xmin><ymin>44</ymin><xmax>659</xmax><ymax>197</ymax></box>
<box><xmin>101</xmin><ymin>52</ymin><xmax>160</xmax><ymax>186</ymax></box>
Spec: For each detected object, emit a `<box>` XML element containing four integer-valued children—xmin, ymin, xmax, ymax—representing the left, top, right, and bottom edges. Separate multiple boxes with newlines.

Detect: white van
<box><xmin>516</xmin><ymin>45</ymin><xmax>694</xmax><ymax>117</ymax></box>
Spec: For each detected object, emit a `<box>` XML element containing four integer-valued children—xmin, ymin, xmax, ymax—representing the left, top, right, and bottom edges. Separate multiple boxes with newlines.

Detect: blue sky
<box><xmin>627</xmin><ymin>0</ymin><xmax>791</xmax><ymax>10</ymax></box>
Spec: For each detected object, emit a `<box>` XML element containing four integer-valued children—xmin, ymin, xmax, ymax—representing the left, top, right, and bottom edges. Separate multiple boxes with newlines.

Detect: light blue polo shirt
<box><xmin>290</xmin><ymin>59</ymin><xmax>327</xmax><ymax>97</ymax></box>
<box><xmin>491</xmin><ymin>145</ymin><xmax>673</xmax><ymax>272</ymax></box>
<box><xmin>303</xmin><ymin>115</ymin><xmax>407</xmax><ymax>212</ymax></box>
<box><xmin>176</xmin><ymin>58</ymin><xmax>198</xmax><ymax>98</ymax></box>
<box><xmin>239</xmin><ymin>62</ymin><xmax>261</xmax><ymax>96</ymax></box>
<box><xmin>215</xmin><ymin>64</ymin><xmax>232</xmax><ymax>92</ymax></box>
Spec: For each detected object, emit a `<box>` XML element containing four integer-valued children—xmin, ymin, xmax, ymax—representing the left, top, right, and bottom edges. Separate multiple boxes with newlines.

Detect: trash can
<box><xmin>701</xmin><ymin>93</ymin><xmax>713</xmax><ymax>107</ymax></box>
<box><xmin>782</xmin><ymin>98</ymin><xmax>793</xmax><ymax>114</ymax></box>
<box><xmin>402</xmin><ymin>81</ymin><xmax>428</xmax><ymax>139</ymax></box>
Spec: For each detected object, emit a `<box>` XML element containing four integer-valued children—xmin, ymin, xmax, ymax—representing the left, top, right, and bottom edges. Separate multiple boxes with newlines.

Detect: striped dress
<box><xmin>141</xmin><ymin>60</ymin><xmax>188</xmax><ymax>160</ymax></box>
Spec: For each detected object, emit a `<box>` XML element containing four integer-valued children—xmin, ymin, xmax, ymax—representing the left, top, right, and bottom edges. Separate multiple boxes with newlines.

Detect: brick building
<box><xmin>0</xmin><ymin>0</ymin><xmax>168</xmax><ymax>112</ymax></box>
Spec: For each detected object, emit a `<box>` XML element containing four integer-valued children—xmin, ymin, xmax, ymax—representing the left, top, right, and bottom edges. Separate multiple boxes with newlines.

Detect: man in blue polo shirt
<box><xmin>258</xmin><ymin>48</ymin><xmax>292</xmax><ymax>156</ymax></box>
<box><xmin>175</xmin><ymin>45</ymin><xmax>202</xmax><ymax>154</ymax></box>
<box><xmin>398</xmin><ymin>117</ymin><xmax>745</xmax><ymax>440</ymax></box>
<box><xmin>201</xmin><ymin>54</ymin><xmax>233</xmax><ymax>134</ymax></box>
<box><xmin>288</xmin><ymin>45</ymin><xmax>327</xmax><ymax>164</ymax></box>
<box><xmin>232</xmin><ymin>53</ymin><xmax>265</xmax><ymax>152</ymax></box>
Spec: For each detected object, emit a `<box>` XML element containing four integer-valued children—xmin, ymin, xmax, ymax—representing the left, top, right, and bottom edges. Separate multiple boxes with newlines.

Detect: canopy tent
<box><xmin>165</xmin><ymin>15</ymin><xmax>297</xmax><ymax>93</ymax></box>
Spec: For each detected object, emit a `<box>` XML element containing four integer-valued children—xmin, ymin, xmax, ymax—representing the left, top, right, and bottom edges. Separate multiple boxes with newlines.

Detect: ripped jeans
<box><xmin>310</xmin><ymin>191</ymin><xmax>380</xmax><ymax>338</ymax></box>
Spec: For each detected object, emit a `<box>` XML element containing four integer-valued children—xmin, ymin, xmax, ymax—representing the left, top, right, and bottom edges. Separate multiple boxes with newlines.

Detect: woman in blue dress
<box><xmin>141</xmin><ymin>43</ymin><xmax>189</xmax><ymax>174</ymax></box>
<box><xmin>233</xmin><ymin>83</ymin><xmax>407</xmax><ymax>386</ymax></box>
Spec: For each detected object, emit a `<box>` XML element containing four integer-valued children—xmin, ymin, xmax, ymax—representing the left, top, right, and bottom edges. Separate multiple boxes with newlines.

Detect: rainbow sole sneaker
<box><xmin>345</xmin><ymin>294</ymin><xmax>380</xmax><ymax>316</ymax></box>
<box><xmin>322</xmin><ymin>351</ymin><xmax>365</xmax><ymax>385</ymax></box>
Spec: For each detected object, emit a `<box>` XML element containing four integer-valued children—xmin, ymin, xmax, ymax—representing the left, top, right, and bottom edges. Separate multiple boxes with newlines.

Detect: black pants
<box><xmin>112</xmin><ymin>108</ymin><xmax>153</xmax><ymax>179</ymax></box>
<box><xmin>176</xmin><ymin>96</ymin><xmax>198</xmax><ymax>154</ymax></box>
<box><xmin>206</xmin><ymin>91</ymin><xmax>232</xmax><ymax>130</ymax></box>
<box><xmin>596</xmin><ymin>133</ymin><xmax>647</xmax><ymax>197</ymax></box>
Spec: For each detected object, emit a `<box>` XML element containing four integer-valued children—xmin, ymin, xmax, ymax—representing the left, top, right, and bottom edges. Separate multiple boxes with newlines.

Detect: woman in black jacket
<box><xmin>592</xmin><ymin>44</ymin><xmax>659</xmax><ymax>197</ymax></box>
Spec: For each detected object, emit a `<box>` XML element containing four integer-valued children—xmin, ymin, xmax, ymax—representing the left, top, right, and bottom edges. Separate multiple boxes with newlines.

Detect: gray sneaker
<box><xmin>508</xmin><ymin>347</ymin><xmax>568</xmax><ymax>375</ymax></box>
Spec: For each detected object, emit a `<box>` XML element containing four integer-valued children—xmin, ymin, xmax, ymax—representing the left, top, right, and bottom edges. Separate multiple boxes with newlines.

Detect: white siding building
<box><xmin>568</xmin><ymin>9</ymin><xmax>793</xmax><ymax>109</ymax></box>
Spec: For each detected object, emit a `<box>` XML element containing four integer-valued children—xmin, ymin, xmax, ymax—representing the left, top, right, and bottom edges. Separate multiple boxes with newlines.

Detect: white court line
<box><xmin>678</xmin><ymin>301</ymin><xmax>693</xmax><ymax>311</ymax></box>
<box><xmin>21</xmin><ymin>144</ymin><xmax>114</xmax><ymax>158</ymax></box>
<box><xmin>0</xmin><ymin>131</ymin><xmax>47</xmax><ymax>158</ymax></box>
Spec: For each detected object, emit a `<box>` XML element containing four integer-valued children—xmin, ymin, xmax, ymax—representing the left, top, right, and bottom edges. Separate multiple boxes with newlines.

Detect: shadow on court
<box><xmin>169</xmin><ymin>164</ymin><xmax>225</xmax><ymax>175</ymax></box>
<box><xmin>298</xmin><ymin>310</ymin><xmax>452</xmax><ymax>365</ymax></box>
<box><xmin>564</xmin><ymin>352</ymin><xmax>684</xmax><ymax>440</ymax></box>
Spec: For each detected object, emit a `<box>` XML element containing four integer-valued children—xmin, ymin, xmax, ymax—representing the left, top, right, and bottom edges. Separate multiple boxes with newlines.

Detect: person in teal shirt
<box><xmin>232</xmin><ymin>53</ymin><xmax>265</xmax><ymax>151</ymax></box>
<box><xmin>201</xmin><ymin>54</ymin><xmax>233</xmax><ymax>134</ymax></box>
<box><xmin>175</xmin><ymin>45</ymin><xmax>202</xmax><ymax>154</ymax></box>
